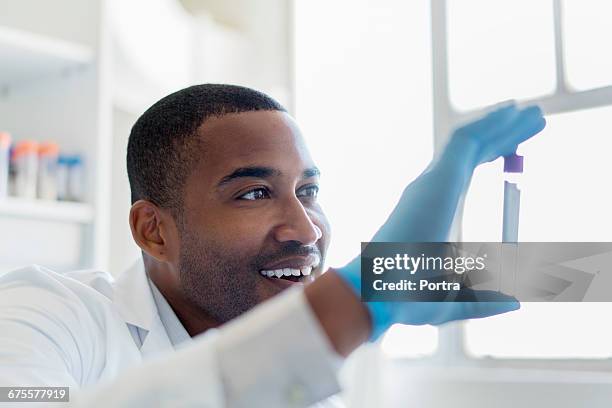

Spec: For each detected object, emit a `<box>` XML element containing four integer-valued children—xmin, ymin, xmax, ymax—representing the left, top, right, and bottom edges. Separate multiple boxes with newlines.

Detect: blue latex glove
<box><xmin>337</xmin><ymin>103</ymin><xmax>546</xmax><ymax>340</ymax></box>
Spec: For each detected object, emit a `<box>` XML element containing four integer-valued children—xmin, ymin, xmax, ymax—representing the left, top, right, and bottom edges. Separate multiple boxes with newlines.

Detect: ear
<box><xmin>129</xmin><ymin>200</ymin><xmax>178</xmax><ymax>263</ymax></box>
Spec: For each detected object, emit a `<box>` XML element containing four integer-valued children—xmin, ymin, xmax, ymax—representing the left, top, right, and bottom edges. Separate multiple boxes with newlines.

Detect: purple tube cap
<box><xmin>504</xmin><ymin>153</ymin><xmax>524</xmax><ymax>173</ymax></box>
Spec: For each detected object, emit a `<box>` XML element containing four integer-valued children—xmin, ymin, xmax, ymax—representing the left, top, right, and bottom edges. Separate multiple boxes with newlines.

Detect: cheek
<box><xmin>200</xmin><ymin>212</ymin><xmax>271</xmax><ymax>251</ymax></box>
<box><xmin>180</xmin><ymin>225</ymin><xmax>263</xmax><ymax>276</ymax></box>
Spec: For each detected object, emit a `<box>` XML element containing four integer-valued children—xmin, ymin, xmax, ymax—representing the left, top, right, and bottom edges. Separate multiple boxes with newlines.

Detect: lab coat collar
<box><xmin>112</xmin><ymin>259</ymin><xmax>184</xmax><ymax>357</ymax></box>
<box><xmin>113</xmin><ymin>258</ymin><xmax>157</xmax><ymax>332</ymax></box>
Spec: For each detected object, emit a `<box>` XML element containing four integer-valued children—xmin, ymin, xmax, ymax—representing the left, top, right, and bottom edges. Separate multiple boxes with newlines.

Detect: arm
<box><xmin>329</xmin><ymin>103</ymin><xmax>546</xmax><ymax>341</ymax></box>
<box><xmin>0</xmin><ymin>267</ymin><xmax>342</xmax><ymax>408</ymax></box>
<box><xmin>0</xmin><ymin>104</ymin><xmax>545</xmax><ymax>407</ymax></box>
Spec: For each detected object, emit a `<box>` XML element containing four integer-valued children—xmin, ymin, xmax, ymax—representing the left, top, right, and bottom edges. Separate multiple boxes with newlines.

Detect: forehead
<box><xmin>193</xmin><ymin>110</ymin><xmax>315</xmax><ymax>180</ymax></box>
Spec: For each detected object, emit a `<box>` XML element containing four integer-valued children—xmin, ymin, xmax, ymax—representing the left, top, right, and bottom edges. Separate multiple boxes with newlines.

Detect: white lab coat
<box><xmin>0</xmin><ymin>262</ymin><xmax>344</xmax><ymax>407</ymax></box>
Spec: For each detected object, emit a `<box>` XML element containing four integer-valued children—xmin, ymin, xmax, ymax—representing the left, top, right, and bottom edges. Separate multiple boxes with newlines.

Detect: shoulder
<box><xmin>0</xmin><ymin>264</ymin><xmax>126</xmax><ymax>334</ymax></box>
<box><xmin>0</xmin><ymin>265</ymin><xmax>122</xmax><ymax>341</ymax></box>
<box><xmin>0</xmin><ymin>264</ymin><xmax>117</xmax><ymax>326</ymax></box>
<box><xmin>0</xmin><ymin>264</ymin><xmax>115</xmax><ymax>306</ymax></box>
<box><xmin>0</xmin><ymin>265</ymin><xmax>119</xmax><ymax>384</ymax></box>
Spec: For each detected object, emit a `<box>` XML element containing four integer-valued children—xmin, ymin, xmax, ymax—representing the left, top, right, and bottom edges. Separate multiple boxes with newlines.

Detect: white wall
<box><xmin>0</xmin><ymin>0</ymin><xmax>111</xmax><ymax>272</ymax></box>
<box><xmin>109</xmin><ymin>107</ymin><xmax>141</xmax><ymax>274</ymax></box>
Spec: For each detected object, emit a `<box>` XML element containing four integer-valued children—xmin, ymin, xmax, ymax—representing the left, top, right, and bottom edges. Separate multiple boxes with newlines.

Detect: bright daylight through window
<box><xmin>294</xmin><ymin>0</ymin><xmax>437</xmax><ymax>358</ymax></box>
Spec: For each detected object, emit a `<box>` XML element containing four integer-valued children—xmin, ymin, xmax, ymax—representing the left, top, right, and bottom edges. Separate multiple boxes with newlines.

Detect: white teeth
<box><xmin>260</xmin><ymin>267</ymin><xmax>316</xmax><ymax>279</ymax></box>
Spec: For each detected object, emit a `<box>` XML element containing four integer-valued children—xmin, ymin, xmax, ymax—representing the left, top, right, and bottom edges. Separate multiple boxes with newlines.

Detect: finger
<box><xmin>430</xmin><ymin>290</ymin><xmax>519</xmax><ymax>323</ymax></box>
<box><xmin>459</xmin><ymin>103</ymin><xmax>519</xmax><ymax>136</ymax></box>
<box><xmin>496</xmin><ymin>105</ymin><xmax>546</xmax><ymax>155</ymax></box>
<box><xmin>486</xmin><ymin>101</ymin><xmax>518</xmax><ymax>118</ymax></box>
<box><xmin>490</xmin><ymin>99</ymin><xmax>518</xmax><ymax>111</ymax></box>
<box><xmin>463</xmin><ymin>289</ymin><xmax>520</xmax><ymax>318</ymax></box>
<box><xmin>467</xmin><ymin>289</ymin><xmax>519</xmax><ymax>303</ymax></box>
<box><xmin>459</xmin><ymin>300</ymin><xmax>520</xmax><ymax>320</ymax></box>
<box><xmin>487</xmin><ymin>101</ymin><xmax>518</xmax><ymax>117</ymax></box>
<box><xmin>483</xmin><ymin>105</ymin><xmax>543</xmax><ymax>141</ymax></box>
<box><xmin>455</xmin><ymin>289</ymin><xmax>519</xmax><ymax>319</ymax></box>
<box><xmin>478</xmin><ymin>105</ymin><xmax>545</xmax><ymax>162</ymax></box>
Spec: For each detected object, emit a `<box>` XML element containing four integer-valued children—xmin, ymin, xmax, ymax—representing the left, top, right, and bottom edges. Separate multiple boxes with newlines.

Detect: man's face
<box><xmin>177</xmin><ymin>110</ymin><xmax>330</xmax><ymax>324</ymax></box>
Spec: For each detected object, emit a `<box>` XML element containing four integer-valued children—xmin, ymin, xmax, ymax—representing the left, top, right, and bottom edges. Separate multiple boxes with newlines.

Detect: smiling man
<box><xmin>127</xmin><ymin>85</ymin><xmax>331</xmax><ymax>335</ymax></box>
<box><xmin>0</xmin><ymin>84</ymin><xmax>545</xmax><ymax>407</ymax></box>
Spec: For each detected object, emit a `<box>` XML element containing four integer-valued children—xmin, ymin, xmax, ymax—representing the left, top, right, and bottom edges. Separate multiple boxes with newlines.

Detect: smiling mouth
<box><xmin>259</xmin><ymin>266</ymin><xmax>316</xmax><ymax>283</ymax></box>
<box><xmin>258</xmin><ymin>254</ymin><xmax>320</xmax><ymax>284</ymax></box>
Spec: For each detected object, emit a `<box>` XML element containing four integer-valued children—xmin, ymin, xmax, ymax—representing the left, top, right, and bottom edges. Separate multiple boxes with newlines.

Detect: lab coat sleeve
<box><xmin>75</xmin><ymin>288</ymin><xmax>342</xmax><ymax>408</ymax></box>
<box><xmin>0</xmin><ymin>268</ymin><xmax>342</xmax><ymax>407</ymax></box>
<box><xmin>0</xmin><ymin>267</ymin><xmax>99</xmax><ymax>407</ymax></box>
<box><xmin>215</xmin><ymin>286</ymin><xmax>343</xmax><ymax>407</ymax></box>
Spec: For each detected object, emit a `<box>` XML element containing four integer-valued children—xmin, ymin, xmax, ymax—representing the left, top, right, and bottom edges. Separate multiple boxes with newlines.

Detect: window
<box><xmin>294</xmin><ymin>0</ymin><xmax>434</xmax><ymax>267</ymax></box>
<box><xmin>295</xmin><ymin>0</ymin><xmax>612</xmax><ymax>361</ymax></box>
<box><xmin>447</xmin><ymin>0</ymin><xmax>556</xmax><ymax>111</ymax></box>
<box><xmin>381</xmin><ymin>325</ymin><xmax>438</xmax><ymax>358</ymax></box>
<box><xmin>563</xmin><ymin>0</ymin><xmax>612</xmax><ymax>91</ymax></box>
<box><xmin>294</xmin><ymin>0</ymin><xmax>436</xmax><ymax>356</ymax></box>
<box><xmin>466</xmin><ymin>303</ymin><xmax>612</xmax><ymax>358</ymax></box>
<box><xmin>464</xmin><ymin>106</ymin><xmax>612</xmax><ymax>358</ymax></box>
<box><xmin>440</xmin><ymin>0</ymin><xmax>612</xmax><ymax>360</ymax></box>
<box><xmin>462</xmin><ymin>106</ymin><xmax>612</xmax><ymax>243</ymax></box>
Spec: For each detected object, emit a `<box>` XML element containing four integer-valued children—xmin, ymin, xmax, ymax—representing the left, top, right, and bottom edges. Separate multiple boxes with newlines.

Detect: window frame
<box><xmin>431</xmin><ymin>0</ymin><xmax>612</xmax><ymax>368</ymax></box>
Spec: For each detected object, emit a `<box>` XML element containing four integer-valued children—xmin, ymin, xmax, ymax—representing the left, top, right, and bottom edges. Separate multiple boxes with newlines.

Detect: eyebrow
<box><xmin>217</xmin><ymin>166</ymin><xmax>320</xmax><ymax>187</ymax></box>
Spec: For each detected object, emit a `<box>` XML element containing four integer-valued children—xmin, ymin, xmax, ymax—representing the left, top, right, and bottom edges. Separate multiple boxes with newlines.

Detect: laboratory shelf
<box><xmin>0</xmin><ymin>25</ymin><xmax>94</xmax><ymax>89</ymax></box>
<box><xmin>0</xmin><ymin>197</ymin><xmax>94</xmax><ymax>224</ymax></box>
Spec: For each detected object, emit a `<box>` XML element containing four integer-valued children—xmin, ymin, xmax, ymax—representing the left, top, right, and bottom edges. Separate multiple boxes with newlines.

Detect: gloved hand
<box><xmin>336</xmin><ymin>103</ymin><xmax>546</xmax><ymax>340</ymax></box>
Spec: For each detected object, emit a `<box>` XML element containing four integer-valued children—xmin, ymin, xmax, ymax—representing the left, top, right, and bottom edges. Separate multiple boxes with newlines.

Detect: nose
<box><xmin>273</xmin><ymin>197</ymin><xmax>322</xmax><ymax>246</ymax></box>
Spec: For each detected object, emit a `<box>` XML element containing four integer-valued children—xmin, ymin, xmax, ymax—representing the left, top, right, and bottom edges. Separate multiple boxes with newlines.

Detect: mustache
<box><xmin>252</xmin><ymin>242</ymin><xmax>322</xmax><ymax>269</ymax></box>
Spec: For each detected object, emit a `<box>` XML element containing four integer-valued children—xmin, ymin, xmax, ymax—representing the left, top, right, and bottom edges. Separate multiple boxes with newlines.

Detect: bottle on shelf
<box><xmin>0</xmin><ymin>132</ymin><xmax>11</xmax><ymax>199</ymax></box>
<box><xmin>11</xmin><ymin>140</ymin><xmax>39</xmax><ymax>199</ymax></box>
<box><xmin>68</xmin><ymin>154</ymin><xmax>84</xmax><ymax>202</ymax></box>
<box><xmin>57</xmin><ymin>154</ymin><xmax>84</xmax><ymax>202</ymax></box>
<box><xmin>37</xmin><ymin>141</ymin><xmax>60</xmax><ymax>200</ymax></box>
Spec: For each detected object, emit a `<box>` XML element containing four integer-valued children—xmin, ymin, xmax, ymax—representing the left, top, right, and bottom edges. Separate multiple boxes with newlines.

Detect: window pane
<box><xmin>294</xmin><ymin>0</ymin><xmax>436</xmax><ymax>356</ymax></box>
<box><xmin>381</xmin><ymin>324</ymin><xmax>438</xmax><ymax>358</ymax></box>
<box><xmin>463</xmin><ymin>105</ymin><xmax>612</xmax><ymax>242</ymax></box>
<box><xmin>447</xmin><ymin>0</ymin><xmax>556</xmax><ymax>111</ymax></box>
<box><xmin>463</xmin><ymin>106</ymin><xmax>612</xmax><ymax>358</ymax></box>
<box><xmin>294</xmin><ymin>0</ymin><xmax>433</xmax><ymax>267</ymax></box>
<box><xmin>563</xmin><ymin>0</ymin><xmax>612</xmax><ymax>90</ymax></box>
<box><xmin>466</xmin><ymin>303</ymin><xmax>612</xmax><ymax>358</ymax></box>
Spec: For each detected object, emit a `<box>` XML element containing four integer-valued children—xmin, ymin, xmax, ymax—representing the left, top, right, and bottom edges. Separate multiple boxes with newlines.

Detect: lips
<box><xmin>260</xmin><ymin>254</ymin><xmax>321</xmax><ymax>272</ymax></box>
<box><xmin>258</xmin><ymin>254</ymin><xmax>321</xmax><ymax>285</ymax></box>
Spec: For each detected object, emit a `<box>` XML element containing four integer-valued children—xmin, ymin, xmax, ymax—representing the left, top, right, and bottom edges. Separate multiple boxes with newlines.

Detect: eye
<box><xmin>237</xmin><ymin>187</ymin><xmax>271</xmax><ymax>201</ymax></box>
<box><xmin>297</xmin><ymin>184</ymin><xmax>319</xmax><ymax>199</ymax></box>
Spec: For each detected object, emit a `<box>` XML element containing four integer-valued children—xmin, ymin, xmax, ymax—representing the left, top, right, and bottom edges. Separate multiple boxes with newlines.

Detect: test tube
<box><xmin>500</xmin><ymin>153</ymin><xmax>523</xmax><ymax>295</ymax></box>
<box><xmin>502</xmin><ymin>153</ymin><xmax>523</xmax><ymax>243</ymax></box>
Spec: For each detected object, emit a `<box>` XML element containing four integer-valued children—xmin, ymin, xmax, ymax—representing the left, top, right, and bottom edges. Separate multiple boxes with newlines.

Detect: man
<box><xmin>126</xmin><ymin>84</ymin><xmax>332</xmax><ymax>331</ymax></box>
<box><xmin>0</xmin><ymin>85</ymin><xmax>545</xmax><ymax>407</ymax></box>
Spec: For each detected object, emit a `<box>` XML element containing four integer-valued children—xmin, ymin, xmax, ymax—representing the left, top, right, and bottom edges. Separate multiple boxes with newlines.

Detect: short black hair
<box><xmin>127</xmin><ymin>84</ymin><xmax>286</xmax><ymax>217</ymax></box>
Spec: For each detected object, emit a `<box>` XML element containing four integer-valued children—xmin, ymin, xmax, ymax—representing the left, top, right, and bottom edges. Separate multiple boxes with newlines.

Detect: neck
<box><xmin>145</xmin><ymin>256</ymin><xmax>220</xmax><ymax>337</ymax></box>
